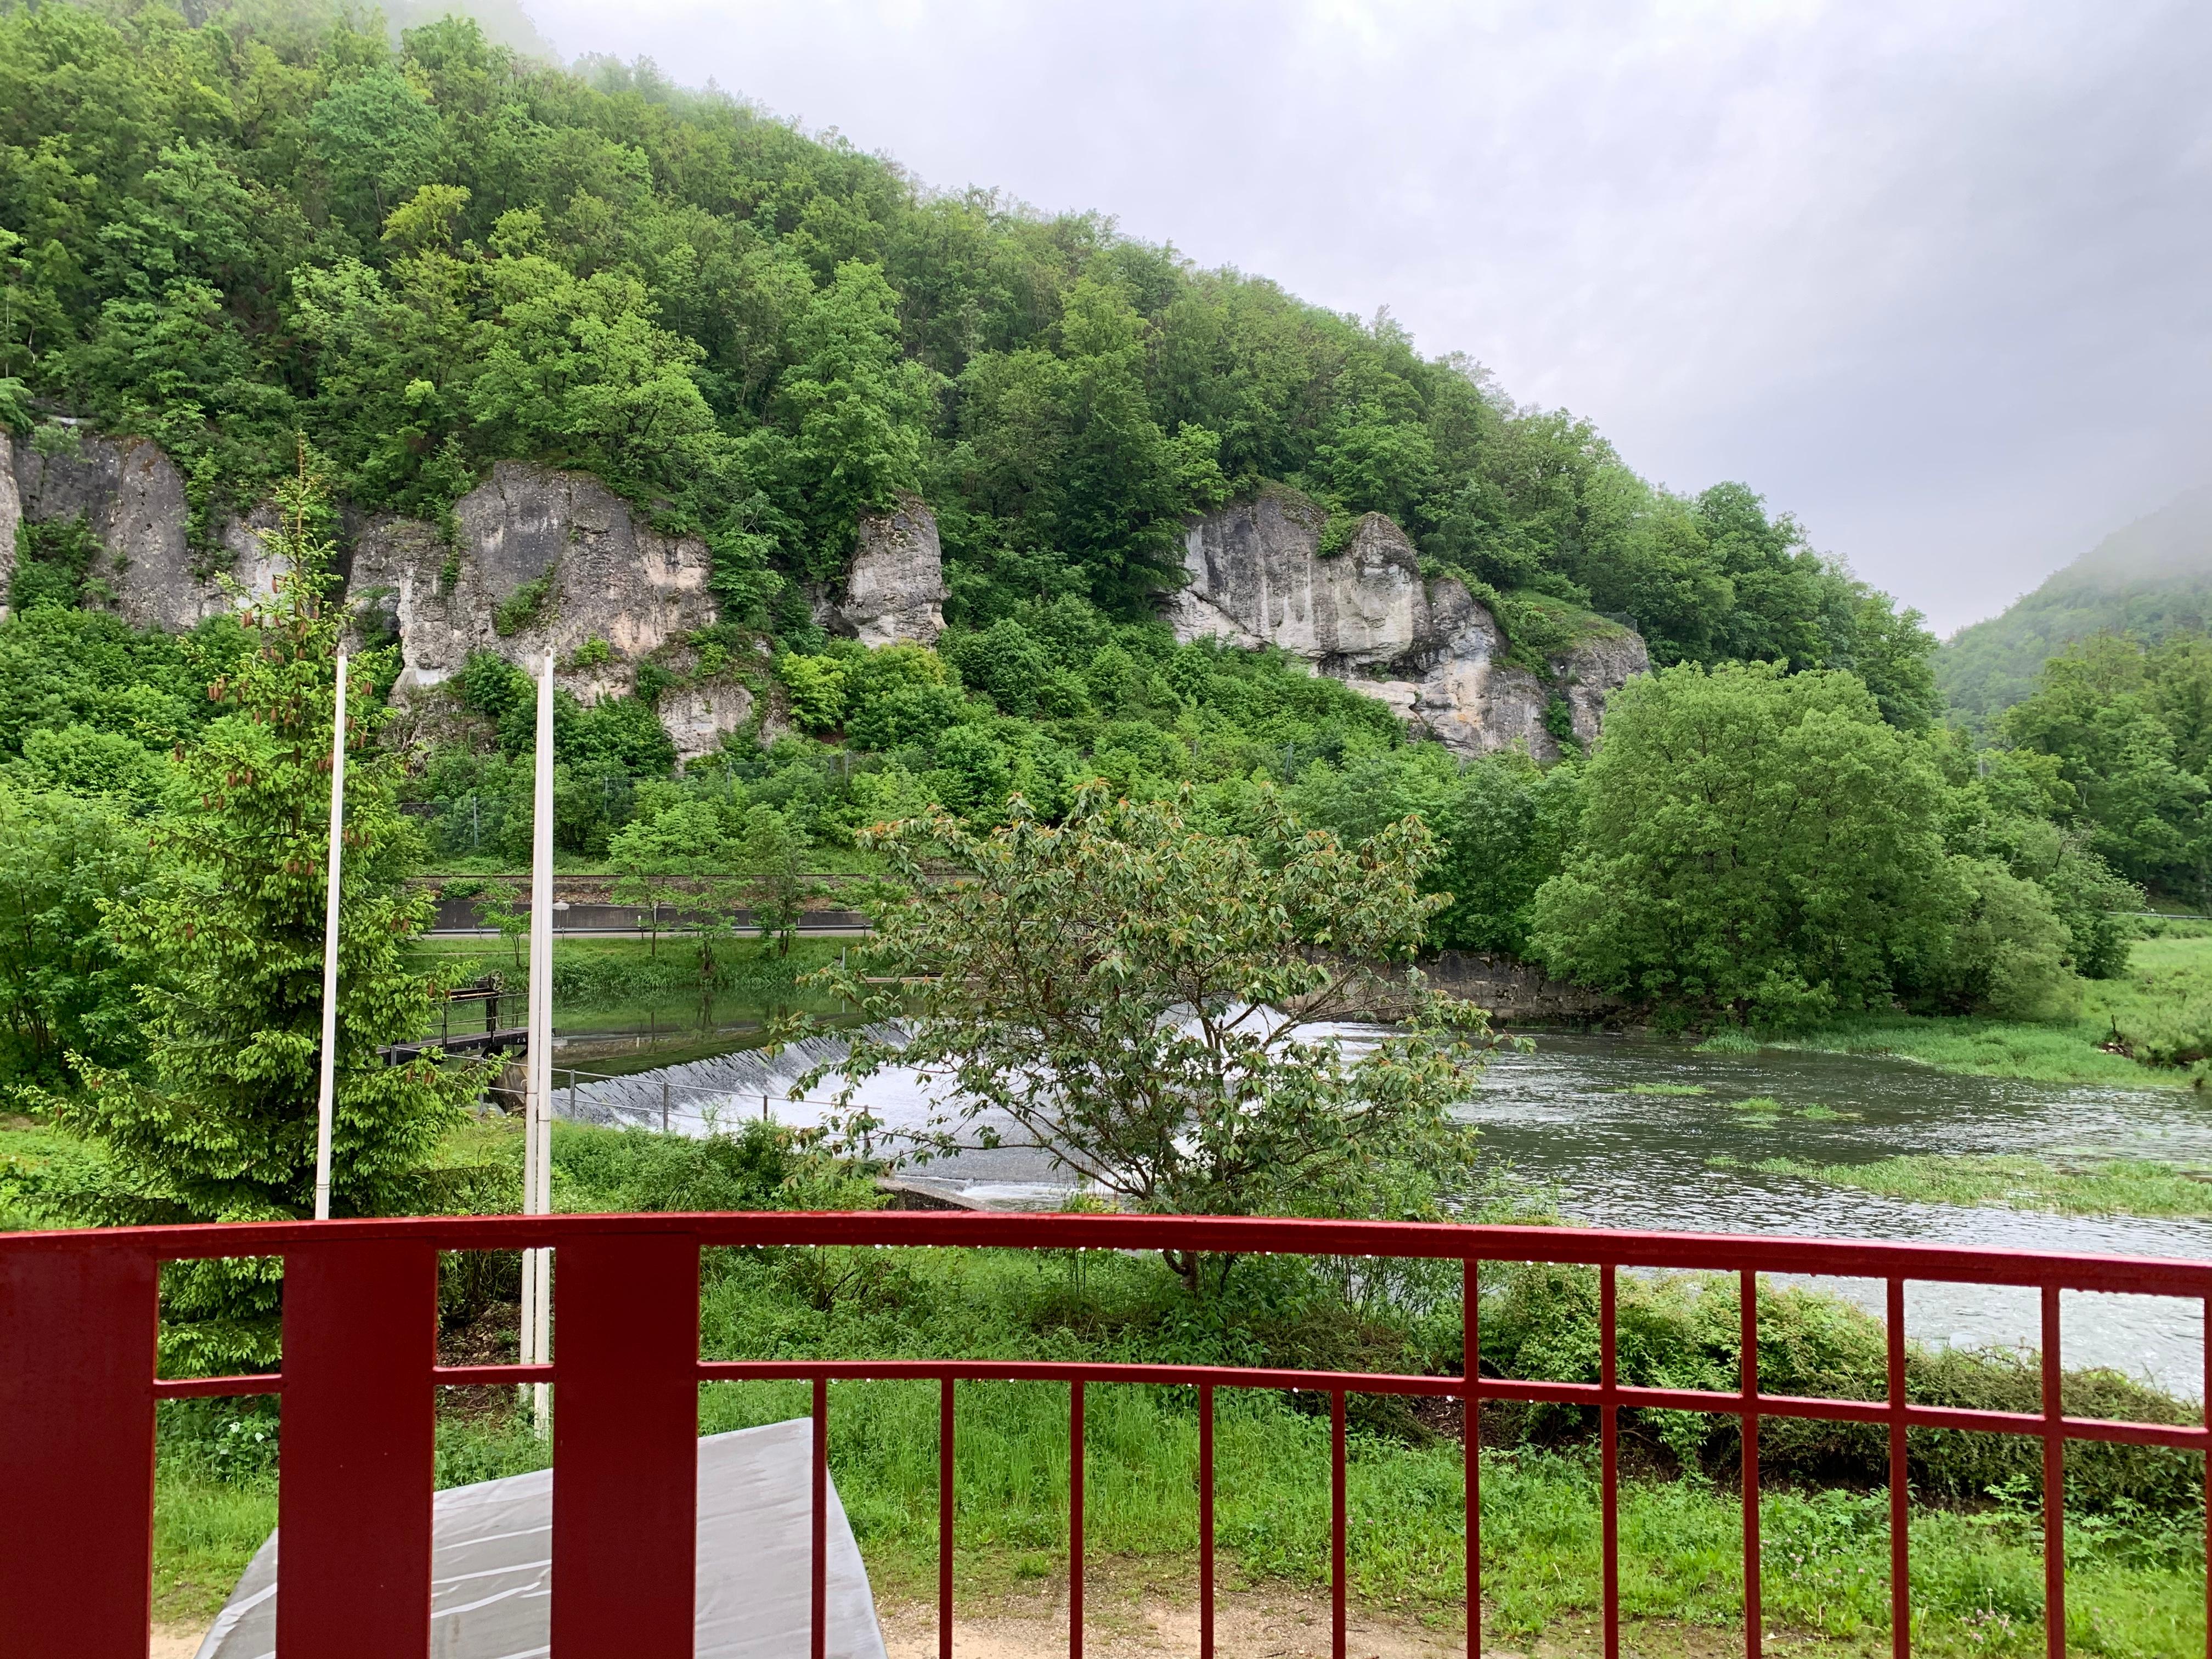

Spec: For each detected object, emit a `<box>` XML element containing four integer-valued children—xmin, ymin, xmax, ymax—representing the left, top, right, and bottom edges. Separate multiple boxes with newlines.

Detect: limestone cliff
<box><xmin>346</xmin><ymin>460</ymin><xmax>758</xmax><ymax>761</ymax></box>
<box><xmin>0</xmin><ymin>437</ymin><xmax>790</xmax><ymax>761</ymax></box>
<box><xmin>814</xmin><ymin>493</ymin><xmax>946</xmax><ymax>647</ymax></box>
<box><xmin>1167</xmin><ymin>492</ymin><xmax>1649</xmax><ymax>759</ymax></box>
<box><xmin>4</xmin><ymin>426</ymin><xmax>286</xmax><ymax>629</ymax></box>
<box><xmin>0</xmin><ymin>434</ymin><xmax>18</xmax><ymax>619</ymax></box>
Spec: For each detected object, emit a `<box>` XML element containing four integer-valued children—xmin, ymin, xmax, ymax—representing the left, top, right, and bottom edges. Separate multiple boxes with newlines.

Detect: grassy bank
<box><xmin>1699</xmin><ymin>927</ymin><xmax>2212</xmax><ymax>1087</ymax></box>
<box><xmin>134</xmin><ymin>1119</ymin><xmax>2210</xmax><ymax>1652</ymax></box>
<box><xmin>1739</xmin><ymin>1153</ymin><xmax>2212</xmax><ymax>1217</ymax></box>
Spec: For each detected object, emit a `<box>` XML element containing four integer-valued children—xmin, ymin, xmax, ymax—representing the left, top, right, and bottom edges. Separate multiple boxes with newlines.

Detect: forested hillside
<box><xmin>1937</xmin><ymin>485</ymin><xmax>2212</xmax><ymax>723</ymax></box>
<box><xmin>1</xmin><ymin>0</ymin><xmax>2160</xmax><ymax>1087</ymax></box>
<box><xmin>0</xmin><ymin>0</ymin><xmax>1933</xmax><ymax>693</ymax></box>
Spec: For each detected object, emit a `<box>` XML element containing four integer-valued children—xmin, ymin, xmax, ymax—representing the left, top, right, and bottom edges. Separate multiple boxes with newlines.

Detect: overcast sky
<box><xmin>511</xmin><ymin>0</ymin><xmax>2212</xmax><ymax>636</ymax></box>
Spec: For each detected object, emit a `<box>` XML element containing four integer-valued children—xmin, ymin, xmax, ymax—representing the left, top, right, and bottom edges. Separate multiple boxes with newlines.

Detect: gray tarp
<box><xmin>194</xmin><ymin>1419</ymin><xmax>887</xmax><ymax>1659</ymax></box>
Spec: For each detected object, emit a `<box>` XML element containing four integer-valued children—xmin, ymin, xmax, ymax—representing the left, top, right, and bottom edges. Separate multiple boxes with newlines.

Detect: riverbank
<box><xmin>1685</xmin><ymin>928</ymin><xmax>2212</xmax><ymax>1088</ymax></box>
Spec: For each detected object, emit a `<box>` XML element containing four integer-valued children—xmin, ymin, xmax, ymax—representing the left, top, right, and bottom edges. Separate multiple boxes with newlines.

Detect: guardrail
<box><xmin>2</xmin><ymin>1214</ymin><xmax>2207</xmax><ymax>1658</ymax></box>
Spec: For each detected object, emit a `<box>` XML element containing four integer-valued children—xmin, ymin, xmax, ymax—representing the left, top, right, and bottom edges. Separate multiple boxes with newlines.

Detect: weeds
<box><xmin>1744</xmin><ymin>1153</ymin><xmax>2212</xmax><ymax>1218</ymax></box>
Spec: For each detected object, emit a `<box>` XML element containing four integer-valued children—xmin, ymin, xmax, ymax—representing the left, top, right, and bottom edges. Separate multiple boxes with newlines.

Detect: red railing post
<box><xmin>1888</xmin><ymin>1277</ymin><xmax>1909</xmax><ymax>1659</ymax></box>
<box><xmin>2203</xmin><ymin>1295</ymin><xmax>2210</xmax><ymax>1659</ymax></box>
<box><xmin>551</xmin><ymin>1232</ymin><xmax>700</xmax><ymax>1658</ymax></box>
<box><xmin>940</xmin><ymin>1374</ymin><xmax>955</xmax><ymax>1659</ymax></box>
<box><xmin>1893</xmin><ymin>1283</ymin><xmax>1911</xmax><ymax>1659</ymax></box>
<box><xmin>1464</xmin><ymin>1259</ymin><xmax>1480</xmax><ymax>1659</ymax></box>
<box><xmin>276</xmin><ymin>1238</ymin><xmax>438</xmax><ymax>1659</ymax></box>
<box><xmin>1070</xmin><ymin>1379</ymin><xmax>1086</xmax><ymax>1659</ymax></box>
<box><xmin>1601</xmin><ymin>1263</ymin><xmax>1620</xmax><ymax>1659</ymax></box>
<box><xmin>0</xmin><ymin>1240</ymin><xmax>157</xmax><ymax>1659</ymax></box>
<box><xmin>1199</xmin><ymin>1380</ymin><xmax>1216</xmax><ymax>1659</ymax></box>
<box><xmin>1741</xmin><ymin>1269</ymin><xmax>1762</xmax><ymax>1659</ymax></box>
<box><xmin>2041</xmin><ymin>1285</ymin><xmax>2064</xmax><ymax>1659</ymax></box>
<box><xmin>1331</xmin><ymin>1387</ymin><xmax>1348</xmax><ymax>1659</ymax></box>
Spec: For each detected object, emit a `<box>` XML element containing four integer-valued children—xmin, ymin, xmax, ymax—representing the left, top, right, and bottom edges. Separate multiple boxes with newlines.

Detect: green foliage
<box><xmin>1530</xmin><ymin>663</ymin><xmax>1963</xmax><ymax>1022</ymax></box>
<box><xmin>1480</xmin><ymin>1261</ymin><xmax>2198</xmax><ymax>1511</ymax></box>
<box><xmin>551</xmin><ymin>1117</ymin><xmax>878</xmax><ymax>1214</ymax></box>
<box><xmin>0</xmin><ymin>783</ymin><xmax>148</xmax><ymax>1081</ymax></box>
<box><xmin>49</xmin><ymin>456</ymin><xmax>484</xmax><ymax>1373</ymax></box>
<box><xmin>1290</xmin><ymin>746</ymin><xmax>1583</xmax><ymax>957</ymax></box>
<box><xmin>1999</xmin><ymin>630</ymin><xmax>2212</xmax><ymax>902</ymax></box>
<box><xmin>798</xmin><ymin>786</ymin><xmax>1505</xmax><ymax>1262</ymax></box>
<box><xmin>490</xmin><ymin>575</ymin><xmax>551</xmax><ymax>636</ymax></box>
<box><xmin>774</xmin><ymin>650</ymin><xmax>848</xmax><ymax>731</ymax></box>
<box><xmin>9</xmin><ymin>513</ymin><xmax>104</xmax><ymax>612</ymax></box>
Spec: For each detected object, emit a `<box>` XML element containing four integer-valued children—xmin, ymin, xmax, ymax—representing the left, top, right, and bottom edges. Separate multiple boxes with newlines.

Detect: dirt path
<box><xmin>157</xmin><ymin>1576</ymin><xmax>1782</xmax><ymax>1659</ymax></box>
<box><xmin>881</xmin><ymin>1581</ymin><xmax>1466</xmax><ymax>1659</ymax></box>
<box><xmin>877</xmin><ymin>1573</ymin><xmax>1780</xmax><ymax>1659</ymax></box>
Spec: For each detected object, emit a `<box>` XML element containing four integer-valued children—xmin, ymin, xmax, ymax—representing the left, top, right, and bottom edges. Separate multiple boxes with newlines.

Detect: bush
<box><xmin>1908</xmin><ymin>858</ymin><xmax>2079</xmax><ymax>1020</ymax></box>
<box><xmin>945</xmin><ymin>619</ymin><xmax>1052</xmax><ymax>716</ymax></box>
<box><xmin>1477</xmin><ymin>1262</ymin><xmax>2197</xmax><ymax>1513</ymax></box>
<box><xmin>551</xmin><ymin>1118</ymin><xmax>880</xmax><ymax>1213</ymax></box>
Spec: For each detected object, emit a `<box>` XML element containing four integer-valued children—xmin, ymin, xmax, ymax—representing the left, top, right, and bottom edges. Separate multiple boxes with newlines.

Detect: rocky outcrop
<box><xmin>656</xmin><ymin>679</ymin><xmax>757</xmax><ymax>764</ymax></box>
<box><xmin>0</xmin><ymin>433</ymin><xmax>19</xmax><ymax>620</ymax></box>
<box><xmin>349</xmin><ymin>460</ymin><xmax>721</xmax><ymax>699</ymax></box>
<box><xmin>3</xmin><ymin>433</ymin><xmax>971</xmax><ymax>761</ymax></box>
<box><xmin>7</xmin><ymin>426</ymin><xmax>285</xmax><ymax>629</ymax></box>
<box><xmin>346</xmin><ymin>461</ymin><xmax>776</xmax><ymax>759</ymax></box>
<box><xmin>817</xmin><ymin>494</ymin><xmax>944</xmax><ymax>647</ymax></box>
<box><xmin>1168</xmin><ymin>492</ymin><xmax>1649</xmax><ymax>759</ymax></box>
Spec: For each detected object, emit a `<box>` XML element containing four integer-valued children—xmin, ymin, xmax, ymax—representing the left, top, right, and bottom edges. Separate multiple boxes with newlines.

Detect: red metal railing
<box><xmin>2</xmin><ymin>1212</ymin><xmax>2208</xmax><ymax>1658</ymax></box>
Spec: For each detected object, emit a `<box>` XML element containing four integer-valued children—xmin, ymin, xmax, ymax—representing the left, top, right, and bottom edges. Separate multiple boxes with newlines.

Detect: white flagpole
<box><xmin>521</xmin><ymin>648</ymin><xmax>556</xmax><ymax>1432</ymax></box>
<box><xmin>312</xmin><ymin>651</ymin><xmax>348</xmax><ymax>1222</ymax></box>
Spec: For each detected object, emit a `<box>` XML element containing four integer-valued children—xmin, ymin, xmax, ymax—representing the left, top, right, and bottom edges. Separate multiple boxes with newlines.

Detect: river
<box><xmin>557</xmin><ymin>1026</ymin><xmax>2212</xmax><ymax>1397</ymax></box>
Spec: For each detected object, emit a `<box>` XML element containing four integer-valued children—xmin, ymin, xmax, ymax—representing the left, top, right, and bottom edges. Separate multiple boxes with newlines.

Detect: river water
<box><xmin>560</xmin><ymin>1028</ymin><xmax>2212</xmax><ymax>1397</ymax></box>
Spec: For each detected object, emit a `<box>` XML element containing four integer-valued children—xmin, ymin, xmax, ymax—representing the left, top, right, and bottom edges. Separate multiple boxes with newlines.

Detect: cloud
<box><xmin>521</xmin><ymin>0</ymin><xmax>2212</xmax><ymax>633</ymax></box>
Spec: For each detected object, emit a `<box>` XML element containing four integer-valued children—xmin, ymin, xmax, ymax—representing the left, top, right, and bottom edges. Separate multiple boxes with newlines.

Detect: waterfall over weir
<box><xmin>552</xmin><ymin>1028</ymin><xmax>1080</xmax><ymax>1207</ymax></box>
<box><xmin>555</xmin><ymin>1027</ymin><xmax>904</xmax><ymax>1136</ymax></box>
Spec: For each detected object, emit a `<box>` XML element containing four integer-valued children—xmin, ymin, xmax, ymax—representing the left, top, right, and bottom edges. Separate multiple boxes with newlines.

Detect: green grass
<box><xmin>151</xmin><ymin>1314</ymin><xmax>2209</xmax><ymax>1654</ymax></box>
<box><xmin>1742</xmin><ymin>1153</ymin><xmax>2212</xmax><ymax>1217</ymax></box>
<box><xmin>1753</xmin><ymin>933</ymin><xmax>2212</xmax><ymax>1086</ymax></box>
<box><xmin>1623</xmin><ymin>1083</ymin><xmax>1708</xmax><ymax>1097</ymax></box>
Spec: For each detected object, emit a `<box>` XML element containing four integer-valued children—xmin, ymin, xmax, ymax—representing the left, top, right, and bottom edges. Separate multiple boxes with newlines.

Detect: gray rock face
<box><xmin>1169</xmin><ymin>494</ymin><xmax>1649</xmax><ymax>759</ymax></box>
<box><xmin>820</xmin><ymin>495</ymin><xmax>944</xmax><ymax>647</ymax></box>
<box><xmin>7</xmin><ymin>427</ymin><xmax>283</xmax><ymax>629</ymax></box>
<box><xmin>1171</xmin><ymin>499</ymin><xmax>1426</xmax><ymax>671</ymax></box>
<box><xmin>351</xmin><ymin>460</ymin><xmax>721</xmax><ymax>695</ymax></box>
<box><xmin>0</xmin><ymin>433</ymin><xmax>19</xmax><ymax>620</ymax></box>
<box><xmin>657</xmin><ymin>679</ymin><xmax>758</xmax><ymax>765</ymax></box>
<box><xmin>345</xmin><ymin>461</ymin><xmax>766</xmax><ymax>755</ymax></box>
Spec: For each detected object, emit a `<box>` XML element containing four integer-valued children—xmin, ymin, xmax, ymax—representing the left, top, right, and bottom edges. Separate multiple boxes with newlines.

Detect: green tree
<box><xmin>797</xmin><ymin>785</ymin><xmax>1504</xmax><ymax>1285</ymax></box>
<box><xmin>608</xmin><ymin>796</ymin><xmax>730</xmax><ymax>958</ymax></box>
<box><xmin>58</xmin><ymin>453</ymin><xmax>484</xmax><ymax>1373</ymax></box>
<box><xmin>2001</xmin><ymin>634</ymin><xmax>2212</xmax><ymax>899</ymax></box>
<box><xmin>735</xmin><ymin>804</ymin><xmax>820</xmax><ymax>957</ymax></box>
<box><xmin>746</xmin><ymin>260</ymin><xmax>933</xmax><ymax>576</ymax></box>
<box><xmin>0</xmin><ymin>782</ymin><xmax>146</xmax><ymax>1082</ymax></box>
<box><xmin>1530</xmin><ymin>663</ymin><xmax>1959</xmax><ymax>1023</ymax></box>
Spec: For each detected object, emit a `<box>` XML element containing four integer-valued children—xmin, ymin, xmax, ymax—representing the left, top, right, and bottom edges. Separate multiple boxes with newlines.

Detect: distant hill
<box><xmin>1937</xmin><ymin>484</ymin><xmax>2212</xmax><ymax>723</ymax></box>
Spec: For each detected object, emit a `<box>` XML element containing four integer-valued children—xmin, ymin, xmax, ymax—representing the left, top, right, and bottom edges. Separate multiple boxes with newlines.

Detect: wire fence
<box><xmin>549</xmin><ymin>1029</ymin><xmax>882</xmax><ymax>1136</ymax></box>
